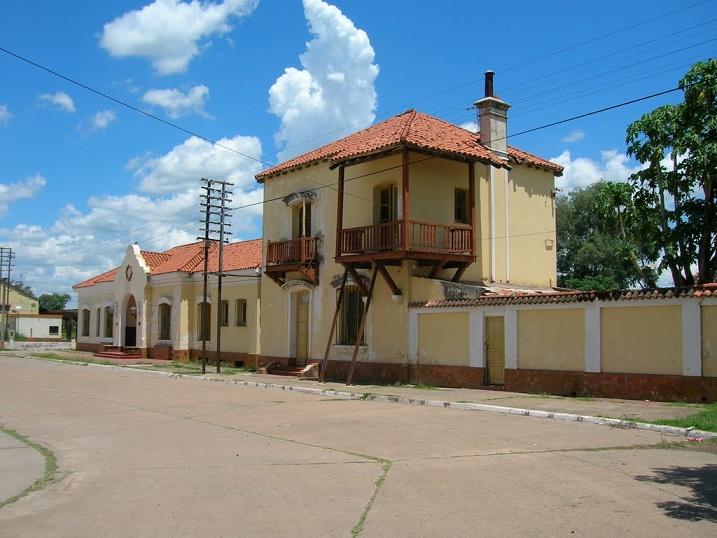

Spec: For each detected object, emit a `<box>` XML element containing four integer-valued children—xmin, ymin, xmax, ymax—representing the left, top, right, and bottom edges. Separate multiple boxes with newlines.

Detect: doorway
<box><xmin>485</xmin><ymin>316</ymin><xmax>505</xmax><ymax>385</ymax></box>
<box><xmin>125</xmin><ymin>296</ymin><xmax>137</xmax><ymax>347</ymax></box>
<box><xmin>295</xmin><ymin>291</ymin><xmax>310</xmax><ymax>367</ymax></box>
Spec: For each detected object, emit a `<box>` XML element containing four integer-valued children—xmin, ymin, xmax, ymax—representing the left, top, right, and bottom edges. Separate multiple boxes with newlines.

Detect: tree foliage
<box><xmin>557</xmin><ymin>181</ymin><xmax>637</xmax><ymax>290</ymax></box>
<box><xmin>626</xmin><ymin>58</ymin><xmax>717</xmax><ymax>285</ymax></box>
<box><xmin>38</xmin><ymin>293</ymin><xmax>71</xmax><ymax>313</ymax></box>
<box><xmin>11</xmin><ymin>280</ymin><xmax>34</xmax><ymax>296</ymax></box>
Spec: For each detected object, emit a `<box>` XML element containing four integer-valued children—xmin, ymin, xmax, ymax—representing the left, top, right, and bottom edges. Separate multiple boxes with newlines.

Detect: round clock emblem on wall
<box><xmin>125</xmin><ymin>265</ymin><xmax>133</xmax><ymax>281</ymax></box>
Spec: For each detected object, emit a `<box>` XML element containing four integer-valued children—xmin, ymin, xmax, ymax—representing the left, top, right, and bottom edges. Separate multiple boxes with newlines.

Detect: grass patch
<box><xmin>0</xmin><ymin>425</ymin><xmax>65</xmax><ymax>509</ymax></box>
<box><xmin>647</xmin><ymin>403</ymin><xmax>717</xmax><ymax>433</ymax></box>
<box><xmin>392</xmin><ymin>382</ymin><xmax>441</xmax><ymax>391</ymax></box>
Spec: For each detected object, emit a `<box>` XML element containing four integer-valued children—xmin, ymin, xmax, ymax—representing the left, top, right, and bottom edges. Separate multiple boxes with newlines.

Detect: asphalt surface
<box><xmin>1</xmin><ymin>353</ymin><xmax>716</xmax><ymax>537</ymax></box>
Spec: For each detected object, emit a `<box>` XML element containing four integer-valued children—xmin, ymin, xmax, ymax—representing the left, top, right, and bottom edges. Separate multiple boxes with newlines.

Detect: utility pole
<box><xmin>0</xmin><ymin>247</ymin><xmax>15</xmax><ymax>349</ymax></box>
<box><xmin>198</xmin><ymin>179</ymin><xmax>233</xmax><ymax>374</ymax></box>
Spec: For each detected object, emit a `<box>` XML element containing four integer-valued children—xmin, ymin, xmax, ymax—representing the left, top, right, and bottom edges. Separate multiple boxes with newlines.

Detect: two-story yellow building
<box><xmin>257</xmin><ymin>72</ymin><xmax>564</xmax><ymax>385</ymax></box>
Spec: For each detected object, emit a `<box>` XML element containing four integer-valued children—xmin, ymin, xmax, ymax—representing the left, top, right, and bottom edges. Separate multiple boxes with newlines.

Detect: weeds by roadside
<box><xmin>0</xmin><ymin>425</ymin><xmax>65</xmax><ymax>509</ymax></box>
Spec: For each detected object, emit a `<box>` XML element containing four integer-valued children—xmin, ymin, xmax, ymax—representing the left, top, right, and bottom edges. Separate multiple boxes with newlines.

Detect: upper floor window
<box><xmin>376</xmin><ymin>184</ymin><xmax>398</xmax><ymax>224</ymax></box>
<box><xmin>293</xmin><ymin>202</ymin><xmax>312</xmax><ymax>238</ymax></box>
<box><xmin>455</xmin><ymin>189</ymin><xmax>469</xmax><ymax>224</ymax></box>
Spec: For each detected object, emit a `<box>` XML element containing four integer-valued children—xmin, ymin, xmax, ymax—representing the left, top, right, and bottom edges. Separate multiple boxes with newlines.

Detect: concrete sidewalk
<box><xmin>2</xmin><ymin>351</ymin><xmax>714</xmax><ymax>510</ymax></box>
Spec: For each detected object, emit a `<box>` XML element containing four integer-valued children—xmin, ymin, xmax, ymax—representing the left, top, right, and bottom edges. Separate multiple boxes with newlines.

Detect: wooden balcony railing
<box><xmin>267</xmin><ymin>236</ymin><xmax>318</xmax><ymax>265</ymax></box>
<box><xmin>339</xmin><ymin>220</ymin><xmax>473</xmax><ymax>256</ymax></box>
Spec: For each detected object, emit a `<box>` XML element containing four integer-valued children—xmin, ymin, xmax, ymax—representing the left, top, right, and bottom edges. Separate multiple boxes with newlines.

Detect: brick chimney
<box><xmin>475</xmin><ymin>70</ymin><xmax>510</xmax><ymax>159</ymax></box>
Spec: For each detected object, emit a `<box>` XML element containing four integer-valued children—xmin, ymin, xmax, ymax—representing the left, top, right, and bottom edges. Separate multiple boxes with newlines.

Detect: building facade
<box><xmin>256</xmin><ymin>73</ymin><xmax>564</xmax><ymax>384</ymax></box>
<box><xmin>74</xmin><ymin>240</ymin><xmax>262</xmax><ymax>363</ymax></box>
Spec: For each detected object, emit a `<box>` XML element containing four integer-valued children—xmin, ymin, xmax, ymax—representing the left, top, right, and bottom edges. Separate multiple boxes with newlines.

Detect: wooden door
<box><xmin>295</xmin><ymin>292</ymin><xmax>309</xmax><ymax>366</ymax></box>
<box><xmin>485</xmin><ymin>316</ymin><xmax>505</xmax><ymax>385</ymax></box>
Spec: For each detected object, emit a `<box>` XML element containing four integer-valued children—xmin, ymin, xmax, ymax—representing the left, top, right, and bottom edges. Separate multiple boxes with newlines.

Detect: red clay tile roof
<box><xmin>73</xmin><ymin>268</ymin><xmax>119</xmax><ymax>289</ymax></box>
<box><xmin>256</xmin><ymin>109</ymin><xmax>563</xmax><ymax>181</ymax></box>
<box><xmin>409</xmin><ymin>283</ymin><xmax>717</xmax><ymax>308</ymax></box>
<box><xmin>73</xmin><ymin>239</ymin><xmax>262</xmax><ymax>289</ymax></box>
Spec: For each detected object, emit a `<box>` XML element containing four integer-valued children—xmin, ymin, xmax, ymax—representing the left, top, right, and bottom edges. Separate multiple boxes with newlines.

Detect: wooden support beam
<box><xmin>402</xmin><ymin>147</ymin><xmax>410</xmax><ymax>251</ymax></box>
<box><xmin>320</xmin><ymin>268</ymin><xmax>349</xmax><ymax>382</ymax></box>
<box><xmin>347</xmin><ymin>266</ymin><xmax>378</xmax><ymax>386</ymax></box>
<box><xmin>346</xmin><ymin>266</ymin><xmax>369</xmax><ymax>296</ymax></box>
<box><xmin>452</xmin><ymin>263</ymin><xmax>469</xmax><ymax>283</ymax></box>
<box><xmin>428</xmin><ymin>261</ymin><xmax>446</xmax><ymax>279</ymax></box>
<box><xmin>376</xmin><ymin>264</ymin><xmax>401</xmax><ymax>296</ymax></box>
<box><xmin>469</xmin><ymin>162</ymin><xmax>476</xmax><ymax>258</ymax></box>
<box><xmin>335</xmin><ymin>166</ymin><xmax>345</xmax><ymax>259</ymax></box>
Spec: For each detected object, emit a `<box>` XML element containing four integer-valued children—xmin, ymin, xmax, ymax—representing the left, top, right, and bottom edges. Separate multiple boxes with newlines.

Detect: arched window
<box><xmin>81</xmin><ymin>309</ymin><xmax>90</xmax><ymax>337</ymax></box>
<box><xmin>158</xmin><ymin>303</ymin><xmax>171</xmax><ymax>340</ymax></box>
<box><xmin>104</xmin><ymin>306</ymin><xmax>113</xmax><ymax>338</ymax></box>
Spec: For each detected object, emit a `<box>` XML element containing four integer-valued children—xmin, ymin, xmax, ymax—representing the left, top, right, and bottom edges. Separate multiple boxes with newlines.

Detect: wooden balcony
<box><xmin>265</xmin><ymin>236</ymin><xmax>320</xmax><ymax>286</ymax></box>
<box><xmin>337</xmin><ymin>220</ymin><xmax>475</xmax><ymax>267</ymax></box>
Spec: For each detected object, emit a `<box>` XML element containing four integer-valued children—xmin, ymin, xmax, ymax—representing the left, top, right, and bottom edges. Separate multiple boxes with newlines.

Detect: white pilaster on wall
<box><xmin>408</xmin><ymin>310</ymin><xmax>418</xmax><ymax>364</ymax></box>
<box><xmin>682</xmin><ymin>301</ymin><xmax>702</xmax><ymax>376</ymax></box>
<box><xmin>504</xmin><ymin>170</ymin><xmax>510</xmax><ymax>283</ymax></box>
<box><xmin>489</xmin><ymin>167</ymin><xmax>496</xmax><ymax>282</ymax></box>
<box><xmin>504</xmin><ymin>307</ymin><xmax>518</xmax><ymax>369</ymax></box>
<box><xmin>469</xmin><ymin>311</ymin><xmax>484</xmax><ymax>367</ymax></box>
<box><xmin>584</xmin><ymin>302</ymin><xmax>601</xmax><ymax>373</ymax></box>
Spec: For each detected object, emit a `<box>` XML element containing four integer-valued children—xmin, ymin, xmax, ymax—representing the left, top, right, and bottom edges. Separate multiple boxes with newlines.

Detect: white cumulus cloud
<box><xmin>90</xmin><ymin>110</ymin><xmax>117</xmax><ymax>130</ymax></box>
<box><xmin>0</xmin><ymin>133</ymin><xmax>265</xmax><ymax>304</ymax></box>
<box><xmin>38</xmin><ymin>92</ymin><xmax>76</xmax><ymax>113</ymax></box>
<box><xmin>550</xmin><ymin>149</ymin><xmax>643</xmax><ymax>191</ymax></box>
<box><xmin>129</xmin><ymin>134</ymin><xmax>263</xmax><ymax>196</ymax></box>
<box><xmin>142</xmin><ymin>85</ymin><xmax>210</xmax><ymax>118</ymax></box>
<box><xmin>561</xmin><ymin>129</ymin><xmax>585</xmax><ymax>143</ymax></box>
<box><xmin>0</xmin><ymin>174</ymin><xmax>47</xmax><ymax>216</ymax></box>
<box><xmin>100</xmin><ymin>0</ymin><xmax>260</xmax><ymax>75</ymax></box>
<box><xmin>0</xmin><ymin>104</ymin><xmax>12</xmax><ymax>125</ymax></box>
<box><xmin>269</xmin><ymin>0</ymin><xmax>379</xmax><ymax>160</ymax></box>
<box><xmin>77</xmin><ymin>110</ymin><xmax>117</xmax><ymax>134</ymax></box>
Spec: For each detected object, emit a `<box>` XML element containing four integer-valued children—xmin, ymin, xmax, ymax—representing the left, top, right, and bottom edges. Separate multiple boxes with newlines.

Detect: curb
<box><xmin>19</xmin><ymin>355</ymin><xmax>717</xmax><ymax>441</ymax></box>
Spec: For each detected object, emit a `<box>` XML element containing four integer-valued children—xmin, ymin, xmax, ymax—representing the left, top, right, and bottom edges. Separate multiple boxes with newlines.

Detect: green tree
<box><xmin>626</xmin><ymin>58</ymin><xmax>717</xmax><ymax>285</ymax></box>
<box><xmin>595</xmin><ymin>181</ymin><xmax>659</xmax><ymax>288</ymax></box>
<box><xmin>11</xmin><ymin>280</ymin><xmax>34</xmax><ymax>296</ymax></box>
<box><xmin>557</xmin><ymin>181</ymin><xmax>634</xmax><ymax>290</ymax></box>
<box><xmin>38</xmin><ymin>293</ymin><xmax>71</xmax><ymax>313</ymax></box>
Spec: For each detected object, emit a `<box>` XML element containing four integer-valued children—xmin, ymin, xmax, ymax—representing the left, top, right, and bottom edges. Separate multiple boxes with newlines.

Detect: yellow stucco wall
<box><xmin>3</xmin><ymin>287</ymin><xmax>39</xmax><ymax>314</ymax></box>
<box><xmin>518</xmin><ymin>309</ymin><xmax>585</xmax><ymax>371</ymax></box>
<box><xmin>507</xmin><ymin>167</ymin><xmax>557</xmax><ymax>286</ymax></box>
<box><xmin>702</xmin><ymin>305</ymin><xmax>717</xmax><ymax>377</ymax></box>
<box><xmin>601</xmin><ymin>305</ymin><xmax>682</xmax><ymax>375</ymax></box>
<box><xmin>417</xmin><ymin>312</ymin><xmax>469</xmax><ymax>366</ymax></box>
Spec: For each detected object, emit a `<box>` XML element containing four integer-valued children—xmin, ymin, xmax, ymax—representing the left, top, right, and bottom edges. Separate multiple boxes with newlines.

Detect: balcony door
<box><xmin>293</xmin><ymin>202</ymin><xmax>311</xmax><ymax>238</ymax></box>
<box><xmin>373</xmin><ymin>184</ymin><xmax>399</xmax><ymax>250</ymax></box>
<box><xmin>375</xmin><ymin>184</ymin><xmax>398</xmax><ymax>224</ymax></box>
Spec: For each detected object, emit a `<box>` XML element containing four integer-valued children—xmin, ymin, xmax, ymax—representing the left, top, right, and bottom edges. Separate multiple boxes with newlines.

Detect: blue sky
<box><xmin>0</xmin><ymin>0</ymin><xmax>715</xmax><ymax>304</ymax></box>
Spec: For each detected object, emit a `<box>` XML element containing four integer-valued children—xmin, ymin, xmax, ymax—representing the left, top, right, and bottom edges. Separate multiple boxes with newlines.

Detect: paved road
<box><xmin>0</xmin><ymin>356</ymin><xmax>715</xmax><ymax>537</ymax></box>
